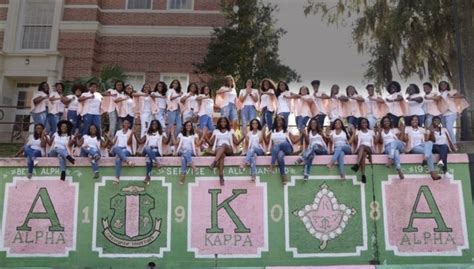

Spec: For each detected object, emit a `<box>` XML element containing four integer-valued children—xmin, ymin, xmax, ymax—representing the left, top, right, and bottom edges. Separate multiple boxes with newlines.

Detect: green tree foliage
<box><xmin>64</xmin><ymin>64</ymin><xmax>126</xmax><ymax>93</ymax></box>
<box><xmin>195</xmin><ymin>0</ymin><xmax>300</xmax><ymax>90</ymax></box>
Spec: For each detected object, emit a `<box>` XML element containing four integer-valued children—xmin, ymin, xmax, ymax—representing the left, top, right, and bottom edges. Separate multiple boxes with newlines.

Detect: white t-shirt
<box><xmin>198</xmin><ymin>96</ymin><xmax>214</xmax><ymax>117</ymax></box>
<box><xmin>405</xmin><ymin>127</ymin><xmax>426</xmax><ymax>148</ymax></box>
<box><xmin>357</xmin><ymin>129</ymin><xmax>374</xmax><ymax>147</ymax></box>
<box><xmin>145</xmin><ymin>132</ymin><xmax>165</xmax><ymax>148</ymax></box>
<box><xmin>440</xmin><ymin>91</ymin><xmax>457</xmax><ymax>115</ymax></box>
<box><xmin>260</xmin><ymin>89</ymin><xmax>275</xmax><ymax>110</ymax></box>
<box><xmin>277</xmin><ymin>91</ymin><xmax>291</xmax><ymax>113</ymax></box>
<box><xmin>313</xmin><ymin>92</ymin><xmax>325</xmax><ymax>114</ymax></box>
<box><xmin>240</xmin><ymin>89</ymin><xmax>258</xmax><ymax>106</ymax></box>
<box><xmin>407</xmin><ymin>94</ymin><xmax>425</xmax><ymax>116</ymax></box>
<box><xmin>153</xmin><ymin>92</ymin><xmax>167</xmax><ymax>110</ymax></box>
<box><xmin>386</xmin><ymin>93</ymin><xmax>402</xmax><ymax>115</ymax></box>
<box><xmin>142</xmin><ymin>96</ymin><xmax>152</xmax><ymax>114</ymax></box>
<box><xmin>329</xmin><ymin>95</ymin><xmax>341</xmax><ymax>120</ymax></box>
<box><xmin>222</xmin><ymin>87</ymin><xmax>237</xmax><ymax>106</ymax></box>
<box><xmin>381</xmin><ymin>129</ymin><xmax>399</xmax><ymax>146</ymax></box>
<box><xmin>81</xmin><ymin>92</ymin><xmax>102</xmax><ymax>115</ymax></box>
<box><xmin>31</xmin><ymin>91</ymin><xmax>48</xmax><ymax>113</ymax></box>
<box><xmin>125</xmin><ymin>97</ymin><xmax>135</xmax><ymax>117</ymax></box>
<box><xmin>67</xmin><ymin>95</ymin><xmax>80</xmax><ymax>111</ymax></box>
<box><xmin>213</xmin><ymin>130</ymin><xmax>233</xmax><ymax>147</ymax></box>
<box><xmin>27</xmin><ymin>135</ymin><xmax>44</xmax><ymax>155</ymax></box>
<box><xmin>115</xmin><ymin>129</ymin><xmax>131</xmax><ymax>148</ymax></box>
<box><xmin>167</xmin><ymin>88</ymin><xmax>182</xmax><ymax>112</ymax></box>
<box><xmin>52</xmin><ymin>133</ymin><xmax>69</xmax><ymax>150</ymax></box>
<box><xmin>184</xmin><ymin>94</ymin><xmax>197</xmax><ymax>112</ymax></box>
<box><xmin>271</xmin><ymin>130</ymin><xmax>287</xmax><ymax>145</ymax></box>
<box><xmin>434</xmin><ymin>128</ymin><xmax>449</xmax><ymax>145</ymax></box>
<box><xmin>247</xmin><ymin>131</ymin><xmax>262</xmax><ymax>149</ymax></box>
<box><xmin>83</xmin><ymin>135</ymin><xmax>100</xmax><ymax>149</ymax></box>
<box><xmin>365</xmin><ymin>95</ymin><xmax>376</xmax><ymax>116</ymax></box>
<box><xmin>331</xmin><ymin>130</ymin><xmax>348</xmax><ymax>147</ymax></box>
<box><xmin>178</xmin><ymin>133</ymin><xmax>195</xmax><ymax>151</ymax></box>
<box><xmin>308</xmin><ymin>132</ymin><xmax>326</xmax><ymax>149</ymax></box>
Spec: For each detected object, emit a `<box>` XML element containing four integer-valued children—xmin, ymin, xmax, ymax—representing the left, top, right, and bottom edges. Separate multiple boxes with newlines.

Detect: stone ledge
<box><xmin>0</xmin><ymin>154</ymin><xmax>468</xmax><ymax>167</ymax></box>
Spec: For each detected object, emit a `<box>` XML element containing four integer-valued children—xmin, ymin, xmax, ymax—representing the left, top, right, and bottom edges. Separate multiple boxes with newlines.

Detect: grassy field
<box><xmin>0</xmin><ymin>143</ymin><xmax>21</xmax><ymax>157</ymax></box>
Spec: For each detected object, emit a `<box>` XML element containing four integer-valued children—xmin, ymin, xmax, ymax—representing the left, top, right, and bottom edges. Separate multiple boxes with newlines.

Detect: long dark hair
<box><xmin>249</xmin><ymin>118</ymin><xmax>262</xmax><ymax>131</ymax></box>
<box><xmin>307</xmin><ymin>117</ymin><xmax>322</xmax><ymax>134</ymax></box>
<box><xmin>272</xmin><ymin>115</ymin><xmax>288</xmax><ymax>133</ymax></box>
<box><xmin>87</xmin><ymin>124</ymin><xmax>101</xmax><ymax>140</ymax></box>
<box><xmin>169</xmin><ymin>80</ymin><xmax>182</xmax><ymax>94</ymax></box>
<box><xmin>346</xmin><ymin>85</ymin><xmax>358</xmax><ymax>96</ymax></box>
<box><xmin>154</xmin><ymin>81</ymin><xmax>168</xmax><ymax>96</ymax></box>
<box><xmin>276</xmin><ymin>81</ymin><xmax>289</xmax><ymax>97</ymax></box>
<box><xmin>380</xmin><ymin>115</ymin><xmax>393</xmax><ymax>129</ymax></box>
<box><xmin>114</xmin><ymin>80</ymin><xmax>125</xmax><ymax>92</ymax></box>
<box><xmin>57</xmin><ymin>120</ymin><xmax>73</xmax><ymax>136</ymax></box>
<box><xmin>438</xmin><ymin>81</ymin><xmax>451</xmax><ymax>92</ymax></box>
<box><xmin>200</xmin><ymin>85</ymin><xmax>212</xmax><ymax>97</ymax></box>
<box><xmin>216</xmin><ymin>117</ymin><xmax>231</xmax><ymax>131</ymax></box>
<box><xmin>181</xmin><ymin>121</ymin><xmax>195</xmax><ymax>136</ymax></box>
<box><xmin>147</xmin><ymin>120</ymin><xmax>163</xmax><ymax>135</ymax></box>
<box><xmin>187</xmin><ymin>83</ymin><xmax>199</xmax><ymax>94</ymax></box>
<box><xmin>33</xmin><ymin>123</ymin><xmax>45</xmax><ymax>140</ymax></box>
<box><xmin>260</xmin><ymin>79</ymin><xmax>276</xmax><ymax>92</ymax></box>
<box><xmin>38</xmin><ymin>82</ymin><xmax>49</xmax><ymax>94</ymax></box>
<box><xmin>357</xmin><ymin>117</ymin><xmax>369</xmax><ymax>130</ymax></box>
<box><xmin>331</xmin><ymin>119</ymin><xmax>348</xmax><ymax>138</ymax></box>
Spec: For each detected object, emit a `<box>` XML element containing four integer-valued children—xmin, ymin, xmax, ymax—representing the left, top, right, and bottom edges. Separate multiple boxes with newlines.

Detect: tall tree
<box><xmin>195</xmin><ymin>0</ymin><xmax>300</xmax><ymax>90</ymax></box>
<box><xmin>304</xmin><ymin>0</ymin><xmax>473</xmax><ymax>140</ymax></box>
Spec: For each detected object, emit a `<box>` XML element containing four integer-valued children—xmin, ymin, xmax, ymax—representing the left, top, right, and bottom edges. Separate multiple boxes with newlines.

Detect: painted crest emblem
<box><xmin>293</xmin><ymin>183</ymin><xmax>356</xmax><ymax>250</ymax></box>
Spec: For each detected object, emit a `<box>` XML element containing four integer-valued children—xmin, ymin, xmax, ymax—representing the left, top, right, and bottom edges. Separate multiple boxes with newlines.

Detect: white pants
<box><xmin>140</xmin><ymin>112</ymin><xmax>153</xmax><ymax>137</ymax></box>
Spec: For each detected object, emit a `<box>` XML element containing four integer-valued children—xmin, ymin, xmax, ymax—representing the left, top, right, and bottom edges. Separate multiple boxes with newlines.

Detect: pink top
<box><xmin>167</xmin><ymin>88</ymin><xmax>182</xmax><ymax>112</ymax></box>
<box><xmin>31</xmin><ymin>91</ymin><xmax>48</xmax><ymax>113</ymax></box>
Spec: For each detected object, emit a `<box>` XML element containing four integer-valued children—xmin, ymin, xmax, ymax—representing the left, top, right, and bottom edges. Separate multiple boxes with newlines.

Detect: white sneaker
<box><xmin>437</xmin><ymin>160</ymin><xmax>444</xmax><ymax>168</ymax></box>
<box><xmin>444</xmin><ymin>172</ymin><xmax>453</xmax><ymax>179</ymax></box>
<box><xmin>33</xmin><ymin>159</ymin><xmax>39</xmax><ymax>167</ymax></box>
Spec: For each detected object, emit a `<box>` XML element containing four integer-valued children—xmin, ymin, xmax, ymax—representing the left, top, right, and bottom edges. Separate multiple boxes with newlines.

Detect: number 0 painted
<box><xmin>270</xmin><ymin>204</ymin><xmax>282</xmax><ymax>222</ymax></box>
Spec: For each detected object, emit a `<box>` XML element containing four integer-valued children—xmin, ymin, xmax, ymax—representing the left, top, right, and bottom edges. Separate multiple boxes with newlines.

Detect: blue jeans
<box><xmin>331</xmin><ymin>145</ymin><xmax>352</xmax><ymax>176</ymax></box>
<box><xmin>143</xmin><ymin>146</ymin><xmax>160</xmax><ymax>176</ymax></box>
<box><xmin>111</xmin><ymin>146</ymin><xmax>131</xmax><ymax>178</ymax></box>
<box><xmin>405</xmin><ymin>115</ymin><xmax>425</xmax><ymax>127</ymax></box>
<box><xmin>48</xmin><ymin>147</ymin><xmax>68</xmax><ymax>172</ymax></box>
<box><xmin>46</xmin><ymin>113</ymin><xmax>59</xmax><ymax>135</ymax></box>
<box><xmin>299</xmin><ymin>144</ymin><xmax>327</xmax><ymax>176</ymax></box>
<box><xmin>410</xmin><ymin>141</ymin><xmax>434</xmax><ymax>172</ymax></box>
<box><xmin>245</xmin><ymin>146</ymin><xmax>265</xmax><ymax>176</ymax></box>
<box><xmin>296</xmin><ymin>116</ymin><xmax>310</xmax><ymax>130</ymax></box>
<box><xmin>67</xmin><ymin>110</ymin><xmax>80</xmax><ymax>134</ymax></box>
<box><xmin>433</xmin><ymin>144</ymin><xmax>449</xmax><ymax>173</ymax></box>
<box><xmin>221</xmin><ymin>103</ymin><xmax>238</xmax><ymax>122</ymax></box>
<box><xmin>425</xmin><ymin>114</ymin><xmax>434</xmax><ymax>128</ymax></box>
<box><xmin>24</xmin><ymin>145</ymin><xmax>42</xmax><ymax>174</ymax></box>
<box><xmin>82</xmin><ymin>114</ymin><xmax>102</xmax><ymax>137</ymax></box>
<box><xmin>261</xmin><ymin>107</ymin><xmax>274</xmax><ymax>130</ymax></box>
<box><xmin>367</xmin><ymin>115</ymin><xmax>377</xmax><ymax>130</ymax></box>
<box><xmin>388</xmin><ymin>113</ymin><xmax>401</xmax><ymax>128</ymax></box>
<box><xmin>179</xmin><ymin>149</ymin><xmax>194</xmax><ymax>174</ymax></box>
<box><xmin>442</xmin><ymin>113</ymin><xmax>457</xmax><ymax>144</ymax></box>
<box><xmin>199</xmin><ymin>114</ymin><xmax>214</xmax><ymax>131</ymax></box>
<box><xmin>80</xmin><ymin>147</ymin><xmax>100</xmax><ymax>172</ymax></box>
<box><xmin>167</xmin><ymin>109</ymin><xmax>182</xmax><ymax>137</ymax></box>
<box><xmin>155</xmin><ymin>110</ymin><xmax>167</xmax><ymax>132</ymax></box>
<box><xmin>31</xmin><ymin>111</ymin><xmax>47</xmax><ymax>127</ymax></box>
<box><xmin>271</xmin><ymin>142</ymin><xmax>293</xmax><ymax>175</ymax></box>
<box><xmin>241</xmin><ymin>105</ymin><xmax>257</xmax><ymax>130</ymax></box>
<box><xmin>108</xmin><ymin>111</ymin><xmax>118</xmax><ymax>136</ymax></box>
<box><xmin>278</xmin><ymin>112</ymin><xmax>290</xmax><ymax>126</ymax></box>
<box><xmin>384</xmin><ymin>140</ymin><xmax>405</xmax><ymax>169</ymax></box>
<box><xmin>347</xmin><ymin>116</ymin><xmax>359</xmax><ymax>128</ymax></box>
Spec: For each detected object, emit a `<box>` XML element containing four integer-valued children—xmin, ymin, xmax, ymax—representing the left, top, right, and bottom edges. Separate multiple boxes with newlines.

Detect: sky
<box><xmin>268</xmin><ymin>0</ymin><xmax>423</xmax><ymax>95</ymax></box>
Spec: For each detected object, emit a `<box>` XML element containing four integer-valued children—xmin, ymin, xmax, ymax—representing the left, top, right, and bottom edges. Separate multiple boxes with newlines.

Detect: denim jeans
<box><xmin>442</xmin><ymin>113</ymin><xmax>457</xmax><ymax>144</ymax></box>
<box><xmin>278</xmin><ymin>112</ymin><xmax>290</xmax><ymax>126</ymax></box>
<box><xmin>331</xmin><ymin>145</ymin><xmax>352</xmax><ymax>176</ymax></box>
<box><xmin>296</xmin><ymin>116</ymin><xmax>310</xmax><ymax>130</ymax></box>
<box><xmin>221</xmin><ymin>103</ymin><xmax>238</xmax><ymax>122</ymax></box>
<box><xmin>299</xmin><ymin>144</ymin><xmax>327</xmax><ymax>176</ymax></box>
<box><xmin>384</xmin><ymin>140</ymin><xmax>405</xmax><ymax>169</ymax></box>
<box><xmin>347</xmin><ymin>116</ymin><xmax>359</xmax><ymax>128</ymax></box>
<box><xmin>179</xmin><ymin>149</ymin><xmax>194</xmax><ymax>174</ymax></box>
<box><xmin>245</xmin><ymin>146</ymin><xmax>265</xmax><ymax>176</ymax></box>
<box><xmin>367</xmin><ymin>115</ymin><xmax>377</xmax><ymax>130</ymax></box>
<box><xmin>31</xmin><ymin>111</ymin><xmax>47</xmax><ymax>127</ymax></box>
<box><xmin>143</xmin><ymin>146</ymin><xmax>160</xmax><ymax>176</ymax></box>
<box><xmin>67</xmin><ymin>110</ymin><xmax>80</xmax><ymax>134</ymax></box>
<box><xmin>80</xmin><ymin>147</ymin><xmax>100</xmax><ymax>172</ymax></box>
<box><xmin>410</xmin><ymin>141</ymin><xmax>434</xmax><ymax>171</ymax></box>
<box><xmin>155</xmin><ymin>110</ymin><xmax>167</xmax><ymax>132</ymax></box>
<box><xmin>24</xmin><ymin>145</ymin><xmax>42</xmax><ymax>174</ymax></box>
<box><xmin>46</xmin><ymin>113</ymin><xmax>59</xmax><ymax>135</ymax></box>
<box><xmin>271</xmin><ymin>142</ymin><xmax>293</xmax><ymax>175</ymax></box>
<box><xmin>82</xmin><ymin>114</ymin><xmax>102</xmax><ymax>137</ymax></box>
<box><xmin>388</xmin><ymin>113</ymin><xmax>401</xmax><ymax>128</ymax></box>
<box><xmin>433</xmin><ymin>144</ymin><xmax>449</xmax><ymax>173</ymax></box>
<box><xmin>167</xmin><ymin>109</ymin><xmax>182</xmax><ymax>137</ymax></box>
<box><xmin>261</xmin><ymin>107</ymin><xmax>274</xmax><ymax>130</ymax></box>
<box><xmin>405</xmin><ymin>115</ymin><xmax>426</xmax><ymax>127</ymax></box>
<box><xmin>111</xmin><ymin>146</ymin><xmax>131</xmax><ymax>178</ymax></box>
<box><xmin>108</xmin><ymin>110</ymin><xmax>118</xmax><ymax>136</ymax></box>
<box><xmin>425</xmin><ymin>114</ymin><xmax>434</xmax><ymax>128</ymax></box>
<box><xmin>48</xmin><ymin>147</ymin><xmax>68</xmax><ymax>172</ymax></box>
<box><xmin>241</xmin><ymin>105</ymin><xmax>257</xmax><ymax>130</ymax></box>
<box><xmin>199</xmin><ymin>114</ymin><xmax>214</xmax><ymax>131</ymax></box>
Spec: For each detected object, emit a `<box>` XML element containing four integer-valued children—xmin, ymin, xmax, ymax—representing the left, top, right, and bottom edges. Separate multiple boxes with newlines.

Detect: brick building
<box><xmin>0</xmin><ymin>0</ymin><xmax>225</xmax><ymax>142</ymax></box>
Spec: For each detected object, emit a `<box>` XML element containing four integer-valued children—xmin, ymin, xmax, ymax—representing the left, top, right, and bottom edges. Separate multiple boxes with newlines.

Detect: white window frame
<box><xmin>124</xmin><ymin>72</ymin><xmax>146</xmax><ymax>92</ymax></box>
<box><xmin>125</xmin><ymin>0</ymin><xmax>153</xmax><ymax>10</ymax></box>
<box><xmin>166</xmin><ymin>0</ymin><xmax>194</xmax><ymax>11</ymax></box>
<box><xmin>160</xmin><ymin>73</ymin><xmax>189</xmax><ymax>90</ymax></box>
<box><xmin>17</xmin><ymin>0</ymin><xmax>57</xmax><ymax>51</ymax></box>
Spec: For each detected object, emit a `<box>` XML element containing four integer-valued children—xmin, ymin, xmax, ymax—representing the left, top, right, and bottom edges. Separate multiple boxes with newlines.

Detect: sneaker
<box><xmin>94</xmin><ymin>154</ymin><xmax>101</xmax><ymax>161</ymax></box>
<box><xmin>33</xmin><ymin>159</ymin><xmax>39</xmax><ymax>167</ymax></box>
<box><xmin>397</xmin><ymin>169</ymin><xmax>404</xmax><ymax>180</ymax></box>
<box><xmin>281</xmin><ymin>175</ymin><xmax>288</xmax><ymax>185</ymax></box>
<box><xmin>444</xmin><ymin>172</ymin><xmax>453</xmax><ymax>179</ymax></box>
<box><xmin>250</xmin><ymin>175</ymin><xmax>256</xmax><ymax>182</ymax></box>
<box><xmin>179</xmin><ymin>174</ymin><xmax>186</xmax><ymax>185</ymax></box>
<box><xmin>113</xmin><ymin>177</ymin><xmax>120</xmax><ymax>184</ymax></box>
<box><xmin>27</xmin><ymin>173</ymin><xmax>32</xmax><ymax>179</ymax></box>
<box><xmin>91</xmin><ymin>158</ymin><xmax>96</xmax><ymax>165</ymax></box>
<box><xmin>437</xmin><ymin>160</ymin><xmax>444</xmax><ymax>168</ymax></box>
<box><xmin>60</xmin><ymin>171</ymin><xmax>66</xmax><ymax>181</ymax></box>
<box><xmin>351</xmin><ymin>164</ymin><xmax>360</xmax><ymax>172</ymax></box>
<box><xmin>66</xmin><ymin>155</ymin><xmax>75</xmax><ymax>165</ymax></box>
<box><xmin>294</xmin><ymin>158</ymin><xmax>303</xmax><ymax>165</ymax></box>
<box><xmin>361</xmin><ymin>174</ymin><xmax>367</xmax><ymax>184</ymax></box>
<box><xmin>144</xmin><ymin>175</ymin><xmax>151</xmax><ymax>185</ymax></box>
<box><xmin>93</xmin><ymin>171</ymin><xmax>99</xmax><ymax>179</ymax></box>
<box><xmin>303</xmin><ymin>175</ymin><xmax>309</xmax><ymax>182</ymax></box>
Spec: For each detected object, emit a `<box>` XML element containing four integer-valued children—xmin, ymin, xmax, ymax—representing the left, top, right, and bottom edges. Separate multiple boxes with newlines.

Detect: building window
<box><xmin>167</xmin><ymin>0</ymin><xmax>193</xmax><ymax>10</ymax></box>
<box><xmin>20</xmin><ymin>0</ymin><xmax>55</xmax><ymax>50</ymax></box>
<box><xmin>124</xmin><ymin>73</ymin><xmax>146</xmax><ymax>92</ymax></box>
<box><xmin>160</xmin><ymin>73</ymin><xmax>189</xmax><ymax>90</ymax></box>
<box><xmin>127</xmin><ymin>0</ymin><xmax>152</xmax><ymax>9</ymax></box>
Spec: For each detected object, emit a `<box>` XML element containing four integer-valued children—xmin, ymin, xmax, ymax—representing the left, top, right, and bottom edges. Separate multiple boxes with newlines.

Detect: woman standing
<box><xmin>76</xmin><ymin>124</ymin><xmax>108</xmax><ymax>179</ymax></box>
<box><xmin>327</xmin><ymin>85</ymin><xmax>344</xmax><ymax>123</ymax></box>
<box><xmin>115</xmin><ymin>84</ymin><xmax>135</xmax><ymax>128</ymax></box>
<box><xmin>377</xmin><ymin>116</ymin><xmax>405</xmax><ymax>179</ymax></box>
<box><xmin>341</xmin><ymin>85</ymin><xmax>364</xmax><ymax>129</ymax></box>
<box><xmin>180</xmin><ymin>83</ymin><xmax>199</xmax><ymax>123</ymax></box>
<box><xmin>30</xmin><ymin>82</ymin><xmax>49</xmax><ymax>127</ymax></box>
<box><xmin>47</xmin><ymin>120</ymin><xmax>76</xmax><ymax>181</ymax></box>
<box><xmin>405</xmin><ymin>84</ymin><xmax>425</xmax><ymax>127</ymax></box>
<box><xmin>110</xmin><ymin>119</ymin><xmax>135</xmax><ymax>184</ymax></box>
<box><xmin>15</xmin><ymin>123</ymin><xmax>48</xmax><ymax>179</ymax></box>
<box><xmin>430</xmin><ymin>116</ymin><xmax>457</xmax><ymax>179</ymax></box>
<box><xmin>326</xmin><ymin>119</ymin><xmax>351</xmax><ymax>179</ymax></box>
<box><xmin>79</xmin><ymin>82</ymin><xmax>103</xmax><ymax>137</ymax></box>
<box><xmin>239</xmin><ymin>79</ymin><xmax>259</xmax><ymax>135</ymax></box>
<box><xmin>206</xmin><ymin>117</ymin><xmax>241</xmax><ymax>186</ymax></box>
<box><xmin>167</xmin><ymin>80</ymin><xmax>183</xmax><ymax>138</ymax></box>
<box><xmin>385</xmin><ymin>81</ymin><xmax>405</xmax><ymax>127</ymax></box>
<box><xmin>197</xmin><ymin>85</ymin><xmax>215</xmax><ymax>133</ymax></box>
<box><xmin>102</xmin><ymin>80</ymin><xmax>124</xmax><ymax>136</ymax></box>
<box><xmin>423</xmin><ymin>82</ymin><xmax>442</xmax><ymax>128</ymax></box>
<box><xmin>276</xmin><ymin>81</ymin><xmax>298</xmax><ymax>125</ymax></box>
<box><xmin>64</xmin><ymin>84</ymin><xmax>85</xmax><ymax>134</ymax></box>
<box><xmin>259</xmin><ymin>79</ymin><xmax>277</xmax><ymax>130</ymax></box>
<box><xmin>350</xmin><ymin>118</ymin><xmax>376</xmax><ymax>183</ymax></box>
<box><xmin>241</xmin><ymin>119</ymin><xmax>265</xmax><ymax>182</ymax></box>
<box><xmin>153</xmin><ymin>81</ymin><xmax>168</xmax><ymax>131</ymax></box>
<box><xmin>438</xmin><ymin>80</ymin><xmax>468</xmax><ymax>145</ymax></box>
<box><xmin>294</xmin><ymin>117</ymin><xmax>328</xmax><ymax>181</ymax></box>
<box><xmin>135</xmin><ymin>83</ymin><xmax>157</xmax><ymax>137</ymax></box>
<box><xmin>294</xmin><ymin>86</ymin><xmax>315</xmax><ymax>131</ymax></box>
<box><xmin>265</xmin><ymin>115</ymin><xmax>299</xmax><ymax>185</ymax></box>
<box><xmin>46</xmin><ymin>82</ymin><xmax>66</xmax><ymax>135</ymax></box>
<box><xmin>401</xmin><ymin>117</ymin><xmax>440</xmax><ymax>180</ymax></box>
<box><xmin>216</xmin><ymin>75</ymin><xmax>238</xmax><ymax>130</ymax></box>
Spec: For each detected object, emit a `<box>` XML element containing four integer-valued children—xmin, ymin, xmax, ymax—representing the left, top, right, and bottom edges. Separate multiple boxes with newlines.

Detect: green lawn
<box><xmin>0</xmin><ymin>143</ymin><xmax>21</xmax><ymax>157</ymax></box>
